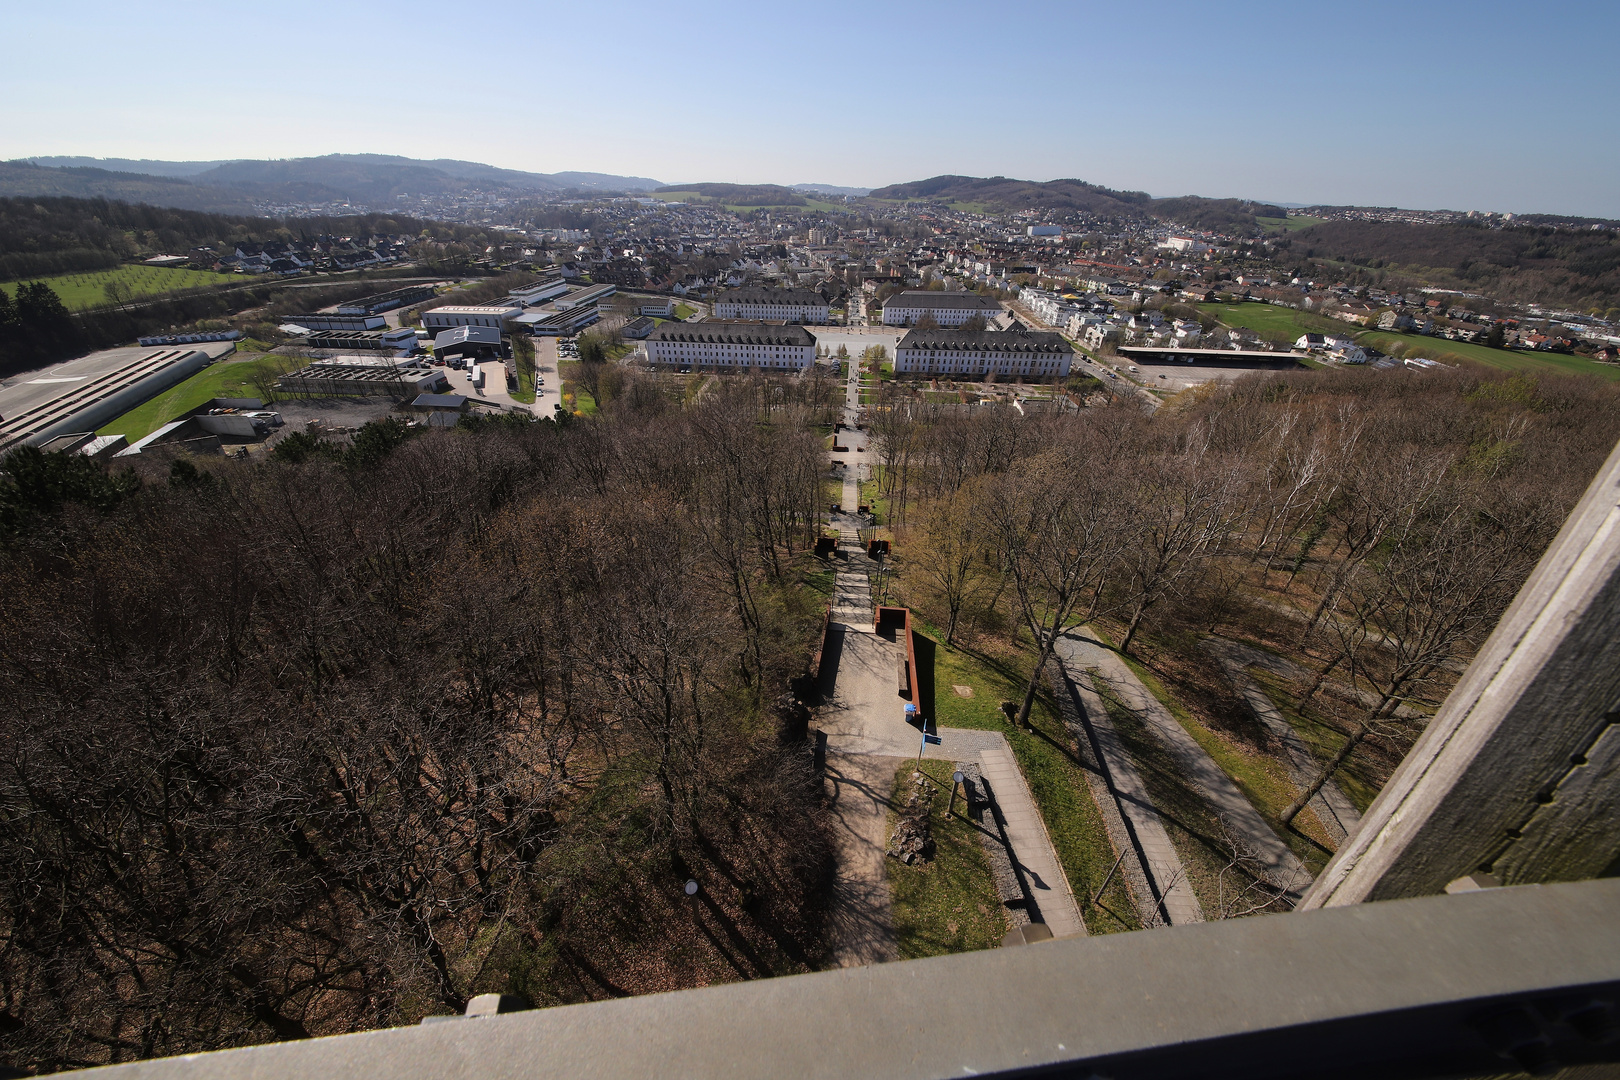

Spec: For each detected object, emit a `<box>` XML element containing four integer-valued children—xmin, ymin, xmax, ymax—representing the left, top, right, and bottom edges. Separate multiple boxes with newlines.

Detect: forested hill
<box><xmin>0</xmin><ymin>161</ymin><xmax>257</xmax><ymax>215</ymax></box>
<box><xmin>869</xmin><ymin>175</ymin><xmax>1153</xmax><ymax>217</ymax></box>
<box><xmin>3</xmin><ymin>156</ymin><xmax>665</xmax><ymax>215</ymax></box>
<box><xmin>867</xmin><ymin>175</ymin><xmax>1288</xmax><ymax>234</ymax></box>
<box><xmin>0</xmin><ymin>196</ymin><xmax>474</xmax><ymax>282</ymax></box>
<box><xmin>1275</xmin><ymin>219</ymin><xmax>1620</xmax><ymax>311</ymax></box>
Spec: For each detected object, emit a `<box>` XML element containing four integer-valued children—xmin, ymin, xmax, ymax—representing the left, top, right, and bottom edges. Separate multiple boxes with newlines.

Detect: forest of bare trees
<box><xmin>877</xmin><ymin>367</ymin><xmax>1619</xmax><ymax>817</ymax></box>
<box><xmin>3</xmin><ymin>354</ymin><xmax>1618</xmax><ymax>1074</ymax></box>
<box><xmin>0</xmin><ymin>386</ymin><xmax>833</xmax><ymax>1073</ymax></box>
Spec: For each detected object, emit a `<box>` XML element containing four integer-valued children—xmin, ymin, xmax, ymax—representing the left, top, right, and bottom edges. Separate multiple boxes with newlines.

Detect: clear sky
<box><xmin>4</xmin><ymin>0</ymin><xmax>1618</xmax><ymax>217</ymax></box>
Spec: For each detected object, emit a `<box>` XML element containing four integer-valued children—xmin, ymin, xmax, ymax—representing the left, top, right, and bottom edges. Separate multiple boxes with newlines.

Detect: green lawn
<box><xmin>511</xmin><ymin>361</ymin><xmax>537</xmax><ymax>405</ymax></box>
<box><xmin>916</xmin><ymin>622</ymin><xmax>1140</xmax><ymax>933</ymax></box>
<box><xmin>674</xmin><ymin>303</ymin><xmax>696</xmax><ymax>320</ymax></box>
<box><xmin>1197</xmin><ymin>302</ymin><xmax>1342</xmax><ymax>344</ymax></box>
<box><xmin>3</xmin><ymin>265</ymin><xmax>230</xmax><ymax>311</ymax></box>
<box><xmin>1256</xmin><ymin>215</ymin><xmax>1326</xmax><ymax>233</ymax></box>
<box><xmin>97</xmin><ymin>355</ymin><xmax>285</xmax><ymax>440</ymax></box>
<box><xmin>1357</xmin><ymin>330</ymin><xmax>1620</xmax><ymax>381</ymax></box>
<box><xmin>1199</xmin><ymin>300</ymin><xmax>1620</xmax><ymax>382</ymax></box>
<box><xmin>885</xmin><ymin>758</ymin><xmax>1008</xmax><ymax>959</ymax></box>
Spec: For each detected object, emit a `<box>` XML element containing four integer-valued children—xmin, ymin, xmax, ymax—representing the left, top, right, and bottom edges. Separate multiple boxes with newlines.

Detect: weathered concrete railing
<box><xmin>55</xmin><ymin>879</ymin><xmax>1620</xmax><ymax>1080</ymax></box>
<box><xmin>1304</xmin><ymin>435</ymin><xmax>1620</xmax><ymax>907</ymax></box>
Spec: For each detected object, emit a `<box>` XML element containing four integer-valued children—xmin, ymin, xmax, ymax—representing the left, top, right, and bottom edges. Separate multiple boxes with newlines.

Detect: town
<box><xmin>3</xmin><ymin>3</ymin><xmax>1620</xmax><ymax>1071</ymax></box>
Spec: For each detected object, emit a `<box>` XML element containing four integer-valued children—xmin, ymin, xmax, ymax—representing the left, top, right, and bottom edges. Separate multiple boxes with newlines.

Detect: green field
<box><xmin>1358</xmin><ymin>329</ymin><xmax>1620</xmax><ymax>381</ymax></box>
<box><xmin>1199</xmin><ymin>301</ymin><xmax>1620</xmax><ymax>383</ymax></box>
<box><xmin>885</xmin><ymin>758</ymin><xmax>1009</xmax><ymax>959</ymax></box>
<box><xmin>2</xmin><ymin>265</ymin><xmax>230</xmax><ymax>311</ymax></box>
<box><xmin>1197</xmin><ymin>302</ymin><xmax>1342</xmax><ymax>343</ymax></box>
<box><xmin>1256</xmin><ymin>215</ymin><xmax>1326</xmax><ymax>233</ymax></box>
<box><xmin>98</xmin><ymin>354</ymin><xmax>285</xmax><ymax>440</ymax></box>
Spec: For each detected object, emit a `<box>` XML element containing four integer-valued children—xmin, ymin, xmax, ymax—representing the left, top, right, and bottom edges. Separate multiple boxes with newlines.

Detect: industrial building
<box><xmin>287</xmin><ymin>312</ymin><xmax>388</xmax><ymax>332</ymax></box>
<box><xmin>713</xmin><ymin>287</ymin><xmax>829</xmax><ymax>323</ymax></box>
<box><xmin>422</xmin><ymin>303</ymin><xmax>522</xmax><ymax>331</ymax></box>
<box><xmin>645</xmin><ymin>322</ymin><xmax>817</xmax><ymax>370</ymax></box>
<box><xmin>894</xmin><ymin>328</ymin><xmax>1073</xmax><ymax>378</ymax></box>
<box><xmin>433</xmin><ymin>325</ymin><xmax>503</xmax><ymax>362</ymax></box>
<box><xmin>276</xmin><ymin>358</ymin><xmax>449</xmax><ymax>398</ymax></box>
<box><xmin>881</xmin><ymin>291</ymin><xmax>1002</xmax><ymax>327</ymax></box>
<box><xmin>0</xmin><ymin>342</ymin><xmax>237</xmax><ymax>452</ymax></box>
<box><xmin>553</xmin><ymin>284</ymin><xmax>616</xmax><ymax>311</ymax></box>
<box><xmin>514</xmin><ymin>305</ymin><xmax>601</xmax><ymax>336</ymax></box>
<box><xmin>509</xmin><ymin>277</ymin><xmax>569</xmax><ymax>306</ymax></box>
<box><xmin>621</xmin><ymin>316</ymin><xmax>655</xmax><ymax>340</ymax></box>
<box><xmin>304</xmin><ymin>327</ymin><xmax>420</xmax><ymax>356</ymax></box>
<box><xmin>335</xmin><ymin>284</ymin><xmax>438</xmax><ymax>316</ymax></box>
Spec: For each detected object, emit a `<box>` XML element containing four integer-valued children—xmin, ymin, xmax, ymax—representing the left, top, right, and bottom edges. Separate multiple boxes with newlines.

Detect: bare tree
<box><xmin>985</xmin><ymin>440</ymin><xmax>1130</xmax><ymax>727</ymax></box>
<box><xmin>903</xmin><ymin>479</ymin><xmax>995</xmax><ymax>644</ymax></box>
<box><xmin>1281</xmin><ymin>480</ymin><xmax>1551</xmax><ymax>825</ymax></box>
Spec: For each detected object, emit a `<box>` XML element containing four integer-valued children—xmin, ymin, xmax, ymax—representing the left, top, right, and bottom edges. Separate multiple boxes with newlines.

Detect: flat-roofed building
<box><xmin>304</xmin><ymin>327</ymin><xmax>420</xmax><ymax>356</ymax></box>
<box><xmin>509</xmin><ymin>277</ymin><xmax>569</xmax><ymax>306</ymax></box>
<box><xmin>513</xmin><ymin>305</ymin><xmax>602</xmax><ymax>336</ymax></box>
<box><xmin>895</xmin><ymin>328</ymin><xmax>1072</xmax><ymax>379</ymax></box>
<box><xmin>881</xmin><ymin>291</ymin><xmax>1001</xmax><ymax>327</ymax></box>
<box><xmin>646</xmin><ymin>322</ymin><xmax>817</xmax><ymax>371</ymax></box>
<box><xmin>422</xmin><ymin>304</ymin><xmax>521</xmax><ymax>331</ymax></box>
<box><xmin>288</xmin><ymin>312</ymin><xmax>387</xmax><ymax>332</ymax></box>
<box><xmin>713</xmin><ymin>287</ymin><xmax>829</xmax><ymax>323</ymax></box>
<box><xmin>553</xmin><ymin>284</ymin><xmax>617</xmax><ymax>311</ymax></box>
<box><xmin>638</xmin><ymin>299</ymin><xmax>676</xmax><ymax>318</ymax></box>
<box><xmin>276</xmin><ymin>358</ymin><xmax>449</xmax><ymax>397</ymax></box>
<box><xmin>335</xmin><ymin>284</ymin><xmax>438</xmax><ymax>315</ymax></box>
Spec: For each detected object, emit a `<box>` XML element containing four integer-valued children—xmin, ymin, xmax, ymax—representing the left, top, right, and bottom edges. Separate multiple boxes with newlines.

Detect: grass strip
<box><xmin>886</xmin><ymin>758</ymin><xmax>1008</xmax><ymax>959</ymax></box>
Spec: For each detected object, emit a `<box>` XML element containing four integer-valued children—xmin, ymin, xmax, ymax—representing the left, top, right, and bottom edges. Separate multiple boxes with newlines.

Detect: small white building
<box><xmin>646</xmin><ymin>322</ymin><xmax>817</xmax><ymax>370</ymax></box>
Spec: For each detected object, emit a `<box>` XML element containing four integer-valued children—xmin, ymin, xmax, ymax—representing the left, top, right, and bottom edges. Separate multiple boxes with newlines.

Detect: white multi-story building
<box><xmin>646</xmin><ymin>322</ymin><xmax>817</xmax><ymax>370</ymax></box>
<box><xmin>1159</xmin><ymin>236</ymin><xmax>1210</xmax><ymax>254</ymax></box>
<box><xmin>1084</xmin><ymin>323</ymin><xmax>1122</xmax><ymax>351</ymax></box>
<box><xmin>1020</xmin><ymin>288</ymin><xmax>1084</xmax><ymax>328</ymax></box>
<box><xmin>713</xmin><ymin>287</ymin><xmax>829</xmax><ymax>323</ymax></box>
<box><xmin>894</xmin><ymin>329</ymin><xmax>1073</xmax><ymax>379</ymax></box>
<box><xmin>881</xmin><ymin>291</ymin><xmax>1002</xmax><ymax>327</ymax></box>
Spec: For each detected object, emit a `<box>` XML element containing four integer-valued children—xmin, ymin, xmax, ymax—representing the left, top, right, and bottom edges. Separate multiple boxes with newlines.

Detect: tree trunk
<box><xmin>1281</xmin><ymin>693</ymin><xmax>1393</xmax><ymax>826</ymax></box>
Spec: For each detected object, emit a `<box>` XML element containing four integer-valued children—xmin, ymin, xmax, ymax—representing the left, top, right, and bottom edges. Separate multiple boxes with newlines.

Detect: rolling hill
<box><xmin>868</xmin><ymin>175</ymin><xmax>1287</xmax><ymax>233</ymax></box>
<box><xmin>4</xmin><ymin>155</ymin><xmax>664</xmax><ymax>212</ymax></box>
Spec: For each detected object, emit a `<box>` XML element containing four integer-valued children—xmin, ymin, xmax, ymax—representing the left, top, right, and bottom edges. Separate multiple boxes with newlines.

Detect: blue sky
<box><xmin>3</xmin><ymin>0</ymin><xmax>1617</xmax><ymax>216</ymax></box>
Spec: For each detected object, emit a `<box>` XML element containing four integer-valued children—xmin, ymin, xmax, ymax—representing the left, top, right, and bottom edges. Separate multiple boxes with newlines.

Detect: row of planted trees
<box><xmin>0</xmin><ymin>386</ymin><xmax>834</xmax><ymax>1073</ymax></box>
<box><xmin>874</xmin><ymin>367</ymin><xmax>1620</xmax><ymax>827</ymax></box>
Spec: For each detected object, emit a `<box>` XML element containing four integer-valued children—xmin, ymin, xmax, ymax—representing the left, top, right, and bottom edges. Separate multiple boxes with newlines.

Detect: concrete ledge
<box><xmin>58</xmin><ymin>878</ymin><xmax>1620</xmax><ymax>1080</ymax></box>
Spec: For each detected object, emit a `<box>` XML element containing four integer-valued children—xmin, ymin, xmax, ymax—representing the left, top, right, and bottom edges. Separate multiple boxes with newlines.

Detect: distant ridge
<box><xmin>4</xmin><ymin>154</ymin><xmax>665</xmax><ymax>212</ymax></box>
<box><xmin>870</xmin><ymin>174</ymin><xmax>1287</xmax><ymax>234</ymax></box>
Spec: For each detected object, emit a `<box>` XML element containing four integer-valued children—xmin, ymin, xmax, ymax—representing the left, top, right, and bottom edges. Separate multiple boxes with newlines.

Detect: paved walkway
<box><xmin>815</xmin><ymin>510</ymin><xmax>1085</xmax><ymax>949</ymax></box>
<box><xmin>976</xmin><ymin>741</ymin><xmax>1086</xmax><ymax>938</ymax></box>
<box><xmin>1059</xmin><ymin>629</ymin><xmax>1310</xmax><ymax>893</ymax></box>
<box><xmin>1202</xmin><ymin>638</ymin><xmax>1363</xmax><ymax>845</ymax></box>
<box><xmin>1050</xmin><ymin>645</ymin><xmax>1204</xmax><ymax>926</ymax></box>
<box><xmin>822</xmin><ymin>750</ymin><xmax>902</xmax><ymax>967</ymax></box>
